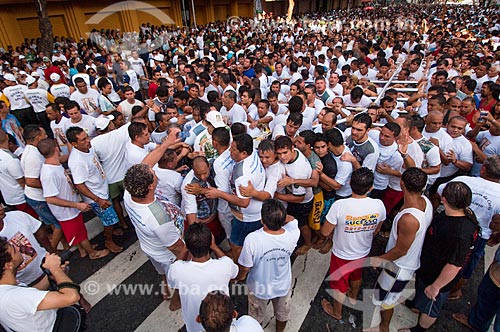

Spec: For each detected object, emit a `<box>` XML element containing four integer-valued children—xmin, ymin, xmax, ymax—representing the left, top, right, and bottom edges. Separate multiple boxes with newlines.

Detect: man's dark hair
<box><xmin>350</xmin><ymin>87</ymin><xmax>364</xmax><ymax>100</ymax></box>
<box><xmin>288</xmin><ymin>96</ymin><xmax>304</xmax><ymax>113</ymax></box>
<box><xmin>314</xmin><ymin>133</ymin><xmax>328</xmax><ymax>145</ymax></box>
<box><xmin>185</xmin><ymin>222</ymin><xmax>211</xmax><ymax>258</ymax></box>
<box><xmin>212</xmin><ymin>127</ymin><xmax>230</xmax><ymax>147</ymax></box>
<box><xmin>230</xmin><ymin>123</ymin><xmax>246</xmax><ymax>137</ymax></box>
<box><xmin>484</xmin><ymin>155</ymin><xmax>500</xmax><ymax>180</ymax></box>
<box><xmin>23</xmin><ymin>124</ymin><xmax>43</xmax><ymax>143</ymax></box>
<box><xmin>275</xmin><ymin>135</ymin><xmax>294</xmax><ymax>151</ymax></box>
<box><xmin>401</xmin><ymin>167</ymin><xmax>427</xmax><ymax>193</ymax></box>
<box><xmin>65</xmin><ymin>126</ymin><xmax>84</xmax><ymax>144</ymax></box>
<box><xmin>123</xmin><ymin>86</ymin><xmax>135</xmax><ymax>94</ymax></box>
<box><xmin>258</xmin><ymin>139</ymin><xmax>275</xmax><ymax>153</ymax></box>
<box><xmin>442</xmin><ymin>181</ymin><xmax>472</xmax><ymax>210</ymax></box>
<box><xmin>299</xmin><ymin>130</ymin><xmax>316</xmax><ymax>147</ymax></box>
<box><xmin>156</xmin><ymin>86</ymin><xmax>169</xmax><ymax>98</ymax></box>
<box><xmin>224</xmin><ymin>90</ymin><xmax>237</xmax><ymax>103</ymax></box>
<box><xmin>199</xmin><ymin>291</ymin><xmax>234</xmax><ymax>332</ymax></box>
<box><xmin>350</xmin><ymin>167</ymin><xmax>374</xmax><ymax>195</ymax></box>
<box><xmin>37</xmin><ymin>138</ymin><xmax>57</xmax><ymax>158</ymax></box>
<box><xmin>287</xmin><ymin>112</ymin><xmax>303</xmax><ymax>126</ymax></box>
<box><xmin>262</xmin><ymin>199</ymin><xmax>286</xmax><ymax>231</ymax></box>
<box><xmin>353</xmin><ymin>113</ymin><xmax>372</xmax><ymax>129</ymax></box>
<box><xmin>128</xmin><ymin>122</ymin><xmax>148</xmax><ymax>140</ymax></box>
<box><xmin>97</xmin><ymin>78</ymin><xmax>111</xmax><ymax>90</ymax></box>
<box><xmin>124</xmin><ymin>164</ymin><xmax>154</xmax><ymax>199</ymax></box>
<box><xmin>411</xmin><ymin>115</ymin><xmax>425</xmax><ymax>132</ymax></box>
<box><xmin>384</xmin><ymin>122</ymin><xmax>401</xmax><ymax>137</ymax></box>
<box><xmin>325</xmin><ymin>128</ymin><xmax>344</xmax><ymax>147</ymax></box>
<box><xmin>74</xmin><ymin>77</ymin><xmax>85</xmax><ymax>86</ymax></box>
<box><xmin>207</xmin><ymin>91</ymin><xmax>219</xmax><ymax>103</ymax></box>
<box><xmin>173</xmin><ymin>90</ymin><xmax>189</xmax><ymax>101</ymax></box>
<box><xmin>232</xmin><ymin>133</ymin><xmax>253</xmax><ymax>155</ymax></box>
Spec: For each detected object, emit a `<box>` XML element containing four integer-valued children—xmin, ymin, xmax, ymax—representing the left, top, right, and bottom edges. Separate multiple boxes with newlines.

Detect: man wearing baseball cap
<box><xmin>25</xmin><ymin>75</ymin><xmax>55</xmax><ymax>137</ymax></box>
<box><xmin>0</xmin><ymin>73</ymin><xmax>39</xmax><ymax>127</ymax></box>
<box><xmin>193</xmin><ymin>110</ymin><xmax>227</xmax><ymax>160</ymax></box>
<box><xmin>49</xmin><ymin>73</ymin><xmax>70</xmax><ymax>98</ymax></box>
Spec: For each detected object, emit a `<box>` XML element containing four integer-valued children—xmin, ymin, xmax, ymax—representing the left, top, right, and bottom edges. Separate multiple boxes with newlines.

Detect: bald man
<box><xmin>182</xmin><ymin>156</ymin><xmax>225</xmax><ymax>243</ymax></box>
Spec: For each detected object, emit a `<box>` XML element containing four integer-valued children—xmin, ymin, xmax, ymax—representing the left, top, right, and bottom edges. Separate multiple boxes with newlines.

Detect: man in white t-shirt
<box><xmin>0</xmin><ymin>73</ymin><xmax>38</xmax><ymax>127</ymax></box>
<box><xmin>168</xmin><ymin>223</ymin><xmax>238</xmax><ymax>332</ymax></box>
<box><xmin>91</xmin><ymin>116</ymin><xmax>131</xmax><ymax>230</ymax></box>
<box><xmin>409</xmin><ymin>115</ymin><xmax>441</xmax><ymax>187</ymax></box>
<box><xmin>117</xmin><ymin>86</ymin><xmax>144</xmax><ymax>122</ymax></box>
<box><xmin>320</xmin><ymin>168</ymin><xmax>386</xmax><ymax>321</ymax></box>
<box><xmin>125</xmin><ymin>121</ymin><xmax>156</xmax><ymax>169</ymax></box>
<box><xmin>128</xmin><ymin>51</ymin><xmax>148</xmax><ymax>97</ymax></box>
<box><xmin>124</xmin><ymin>162</ymin><xmax>188</xmax><ymax>305</ymax></box>
<box><xmin>201</xmin><ymin>133</ymin><xmax>266</xmax><ymax>262</ymax></box>
<box><xmin>45</xmin><ymin>103</ymin><xmax>70</xmax><ymax>159</ymax></box>
<box><xmin>0</xmin><ymin>238</ymin><xmax>81</xmax><ymax>332</ymax></box>
<box><xmin>66</xmin><ymin>126</ymin><xmax>123</xmax><ymax>254</ymax></box>
<box><xmin>237</xmin><ymin>199</ymin><xmax>299</xmax><ymax>332</ymax></box>
<box><xmin>0</xmin><ymin>205</ymin><xmax>51</xmax><ymax>287</ymax></box>
<box><xmin>422</xmin><ymin>111</ymin><xmax>453</xmax><ymax>169</ymax></box>
<box><xmin>65</xmin><ymin>101</ymin><xmax>97</xmax><ymax>139</ymax></box>
<box><xmin>38</xmin><ymin>138</ymin><xmax>109</xmax><ymax>261</ymax></box>
<box><xmin>273</xmin><ymin>136</ymin><xmax>314</xmax><ymax>255</ymax></box>
<box><xmin>20</xmin><ymin>125</ymin><xmax>62</xmax><ymax>251</ymax></box>
<box><xmin>153</xmin><ymin>149</ymin><xmax>184</xmax><ymax>207</ymax></box>
<box><xmin>198</xmin><ymin>291</ymin><xmax>263</xmax><ymax>332</ymax></box>
<box><xmin>70</xmin><ymin>77</ymin><xmax>101</xmax><ymax>118</ymax></box>
<box><xmin>428</xmin><ymin>116</ymin><xmax>473</xmax><ymax>208</ymax></box>
<box><xmin>210</xmin><ymin>127</ymin><xmax>235</xmax><ymax>240</ymax></box>
<box><xmin>25</xmin><ymin>76</ymin><xmax>55</xmax><ymax>136</ymax></box>
<box><xmin>0</xmin><ymin>129</ymin><xmax>38</xmax><ymax>218</ymax></box>
<box><xmin>219</xmin><ymin>90</ymin><xmax>247</xmax><ymax>126</ymax></box>
<box><xmin>49</xmin><ymin>73</ymin><xmax>70</xmax><ymax>98</ymax></box>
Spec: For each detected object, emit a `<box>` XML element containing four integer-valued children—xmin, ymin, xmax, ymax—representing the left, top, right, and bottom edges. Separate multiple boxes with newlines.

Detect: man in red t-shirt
<box><xmin>43</xmin><ymin>57</ymin><xmax>66</xmax><ymax>85</ymax></box>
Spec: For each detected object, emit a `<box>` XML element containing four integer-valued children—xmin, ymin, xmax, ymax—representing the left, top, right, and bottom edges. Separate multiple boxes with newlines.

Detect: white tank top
<box><xmin>385</xmin><ymin>195</ymin><xmax>433</xmax><ymax>271</ymax></box>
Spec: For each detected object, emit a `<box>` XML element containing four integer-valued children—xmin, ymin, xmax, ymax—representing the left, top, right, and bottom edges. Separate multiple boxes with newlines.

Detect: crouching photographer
<box><xmin>0</xmin><ymin>237</ymin><xmax>84</xmax><ymax>332</ymax></box>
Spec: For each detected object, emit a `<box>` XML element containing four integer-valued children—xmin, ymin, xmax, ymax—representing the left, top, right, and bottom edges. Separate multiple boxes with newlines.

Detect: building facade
<box><xmin>0</xmin><ymin>0</ymin><xmax>354</xmax><ymax>48</ymax></box>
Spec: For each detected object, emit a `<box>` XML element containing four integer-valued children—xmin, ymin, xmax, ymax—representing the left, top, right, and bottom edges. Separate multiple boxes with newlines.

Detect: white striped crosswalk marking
<box><xmin>262</xmin><ymin>250</ymin><xmax>330</xmax><ymax>332</ymax></box>
<box><xmin>134</xmin><ymin>302</ymin><xmax>185</xmax><ymax>332</ymax></box>
<box><xmin>79</xmin><ymin>213</ymin><xmax>497</xmax><ymax>332</ymax></box>
<box><xmin>80</xmin><ymin>241</ymin><xmax>149</xmax><ymax>306</ymax></box>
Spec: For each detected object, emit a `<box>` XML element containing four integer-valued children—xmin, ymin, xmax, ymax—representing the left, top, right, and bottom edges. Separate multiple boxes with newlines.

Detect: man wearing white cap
<box><xmin>30</xmin><ymin>72</ymin><xmax>50</xmax><ymax>91</ymax></box>
<box><xmin>0</xmin><ymin>73</ymin><xmax>39</xmax><ymax>127</ymax></box>
<box><xmin>49</xmin><ymin>73</ymin><xmax>70</xmax><ymax>98</ymax></box>
<box><xmin>194</xmin><ymin>110</ymin><xmax>227</xmax><ymax>160</ymax></box>
<box><xmin>25</xmin><ymin>75</ymin><xmax>55</xmax><ymax>137</ymax></box>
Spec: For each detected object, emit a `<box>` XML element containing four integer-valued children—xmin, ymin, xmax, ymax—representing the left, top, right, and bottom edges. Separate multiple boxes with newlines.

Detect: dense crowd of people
<box><xmin>0</xmin><ymin>3</ymin><xmax>499</xmax><ymax>332</ymax></box>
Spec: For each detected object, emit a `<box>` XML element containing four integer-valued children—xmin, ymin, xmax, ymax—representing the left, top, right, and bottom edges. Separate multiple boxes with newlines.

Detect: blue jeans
<box><xmin>461</xmin><ymin>237</ymin><xmax>488</xmax><ymax>279</ymax></box>
<box><xmin>25</xmin><ymin>196</ymin><xmax>60</xmax><ymax>229</ymax></box>
<box><xmin>468</xmin><ymin>269</ymin><xmax>500</xmax><ymax>332</ymax></box>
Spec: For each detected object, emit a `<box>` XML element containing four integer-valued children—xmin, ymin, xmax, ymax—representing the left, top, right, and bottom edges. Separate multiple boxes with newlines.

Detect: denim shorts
<box><xmin>90</xmin><ymin>202</ymin><xmax>119</xmax><ymax>227</ymax></box>
<box><xmin>25</xmin><ymin>196</ymin><xmax>60</xmax><ymax>229</ymax></box>
<box><xmin>413</xmin><ymin>277</ymin><xmax>450</xmax><ymax>318</ymax></box>
<box><xmin>230</xmin><ymin>218</ymin><xmax>262</xmax><ymax>247</ymax></box>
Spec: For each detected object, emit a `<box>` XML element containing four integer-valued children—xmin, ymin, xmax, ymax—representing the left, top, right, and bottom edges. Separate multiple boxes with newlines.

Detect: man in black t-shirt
<box><xmin>313</xmin><ymin>133</ymin><xmax>337</xmax><ymax>224</ymax></box>
<box><xmin>402</xmin><ymin>181</ymin><xmax>479</xmax><ymax>332</ymax></box>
